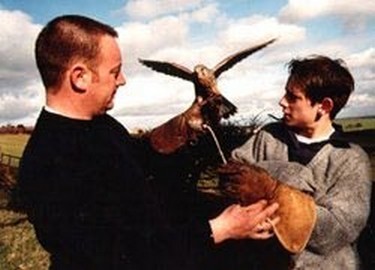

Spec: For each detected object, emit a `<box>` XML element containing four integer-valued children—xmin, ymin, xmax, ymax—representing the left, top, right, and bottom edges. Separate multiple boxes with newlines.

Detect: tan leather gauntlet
<box><xmin>219</xmin><ymin>160</ymin><xmax>316</xmax><ymax>253</ymax></box>
<box><xmin>148</xmin><ymin>96</ymin><xmax>210</xmax><ymax>154</ymax></box>
<box><xmin>148</xmin><ymin>95</ymin><xmax>224</xmax><ymax>154</ymax></box>
<box><xmin>148</xmin><ymin>111</ymin><xmax>199</xmax><ymax>154</ymax></box>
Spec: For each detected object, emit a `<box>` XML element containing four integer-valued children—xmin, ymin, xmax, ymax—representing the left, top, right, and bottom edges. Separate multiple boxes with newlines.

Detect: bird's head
<box><xmin>194</xmin><ymin>64</ymin><xmax>210</xmax><ymax>78</ymax></box>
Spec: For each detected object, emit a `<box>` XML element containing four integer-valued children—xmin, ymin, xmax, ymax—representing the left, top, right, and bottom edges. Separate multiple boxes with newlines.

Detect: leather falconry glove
<box><xmin>218</xmin><ymin>160</ymin><xmax>317</xmax><ymax>254</ymax></box>
<box><xmin>148</xmin><ymin>95</ymin><xmax>223</xmax><ymax>154</ymax></box>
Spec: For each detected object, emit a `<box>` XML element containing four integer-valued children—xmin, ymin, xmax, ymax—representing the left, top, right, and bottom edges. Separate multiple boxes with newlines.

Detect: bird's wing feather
<box><xmin>139</xmin><ymin>59</ymin><xmax>194</xmax><ymax>81</ymax></box>
<box><xmin>213</xmin><ymin>38</ymin><xmax>276</xmax><ymax>78</ymax></box>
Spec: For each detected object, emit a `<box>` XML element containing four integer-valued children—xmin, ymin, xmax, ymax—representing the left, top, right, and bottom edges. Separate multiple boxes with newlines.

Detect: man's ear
<box><xmin>69</xmin><ymin>65</ymin><xmax>91</xmax><ymax>93</ymax></box>
<box><xmin>315</xmin><ymin>97</ymin><xmax>333</xmax><ymax>121</ymax></box>
<box><xmin>320</xmin><ymin>97</ymin><xmax>334</xmax><ymax>115</ymax></box>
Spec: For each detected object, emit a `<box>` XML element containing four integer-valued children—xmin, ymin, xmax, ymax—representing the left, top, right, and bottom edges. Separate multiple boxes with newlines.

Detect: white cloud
<box><xmin>347</xmin><ymin>48</ymin><xmax>375</xmax><ymax>90</ymax></box>
<box><xmin>117</xmin><ymin>15</ymin><xmax>190</xmax><ymax>73</ymax></box>
<box><xmin>347</xmin><ymin>47</ymin><xmax>375</xmax><ymax>68</ymax></box>
<box><xmin>112</xmin><ymin>68</ymin><xmax>196</xmax><ymax>129</ymax></box>
<box><xmin>0</xmin><ymin>91</ymin><xmax>41</xmax><ymax>125</ymax></box>
<box><xmin>341</xmin><ymin>92</ymin><xmax>375</xmax><ymax>118</ymax></box>
<box><xmin>217</xmin><ymin>15</ymin><xmax>306</xmax><ymax>50</ymax></box>
<box><xmin>189</xmin><ymin>3</ymin><xmax>218</xmax><ymax>23</ymax></box>
<box><xmin>279</xmin><ymin>0</ymin><xmax>375</xmax><ymax>22</ymax></box>
<box><xmin>124</xmin><ymin>0</ymin><xmax>204</xmax><ymax>19</ymax></box>
<box><xmin>0</xmin><ymin>9</ymin><xmax>40</xmax><ymax>71</ymax></box>
<box><xmin>347</xmin><ymin>48</ymin><xmax>375</xmax><ymax>114</ymax></box>
<box><xmin>0</xmin><ymin>9</ymin><xmax>41</xmax><ymax>97</ymax></box>
<box><xmin>0</xmin><ymin>9</ymin><xmax>43</xmax><ymax>125</ymax></box>
<box><xmin>0</xmin><ymin>2</ymin><xmax>374</xmax><ymax>128</ymax></box>
<box><xmin>117</xmin><ymin>2</ymin><xmax>221</xmax><ymax>72</ymax></box>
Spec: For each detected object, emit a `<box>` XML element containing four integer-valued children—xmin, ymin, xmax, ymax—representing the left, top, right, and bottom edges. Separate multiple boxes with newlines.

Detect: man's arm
<box><xmin>306</xmin><ymin>148</ymin><xmax>371</xmax><ymax>254</ymax></box>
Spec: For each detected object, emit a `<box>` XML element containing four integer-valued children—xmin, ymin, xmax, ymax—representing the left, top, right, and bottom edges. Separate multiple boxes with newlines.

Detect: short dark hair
<box><xmin>35</xmin><ymin>15</ymin><xmax>118</xmax><ymax>89</ymax></box>
<box><xmin>287</xmin><ymin>55</ymin><xmax>354</xmax><ymax>119</ymax></box>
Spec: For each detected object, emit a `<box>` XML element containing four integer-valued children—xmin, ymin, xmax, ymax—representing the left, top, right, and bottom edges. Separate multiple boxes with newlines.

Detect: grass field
<box><xmin>0</xmin><ymin>134</ymin><xmax>29</xmax><ymax>158</ymax></box>
<box><xmin>0</xmin><ymin>193</ymin><xmax>49</xmax><ymax>270</ymax></box>
<box><xmin>0</xmin><ymin>134</ymin><xmax>29</xmax><ymax>169</ymax></box>
<box><xmin>335</xmin><ymin>116</ymin><xmax>375</xmax><ymax>132</ymax></box>
<box><xmin>0</xmin><ymin>134</ymin><xmax>48</xmax><ymax>269</ymax></box>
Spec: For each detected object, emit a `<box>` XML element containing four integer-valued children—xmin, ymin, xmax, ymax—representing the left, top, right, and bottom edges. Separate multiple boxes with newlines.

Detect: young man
<box><xmin>18</xmin><ymin>15</ymin><xmax>278</xmax><ymax>270</ymax></box>
<box><xmin>223</xmin><ymin>55</ymin><xmax>372</xmax><ymax>269</ymax></box>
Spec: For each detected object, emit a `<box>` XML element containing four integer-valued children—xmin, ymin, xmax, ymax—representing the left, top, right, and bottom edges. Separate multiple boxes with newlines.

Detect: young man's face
<box><xmin>279</xmin><ymin>79</ymin><xmax>321</xmax><ymax>130</ymax></box>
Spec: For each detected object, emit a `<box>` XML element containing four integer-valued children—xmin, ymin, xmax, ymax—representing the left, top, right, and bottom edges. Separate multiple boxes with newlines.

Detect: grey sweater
<box><xmin>231</xmin><ymin>123</ymin><xmax>372</xmax><ymax>270</ymax></box>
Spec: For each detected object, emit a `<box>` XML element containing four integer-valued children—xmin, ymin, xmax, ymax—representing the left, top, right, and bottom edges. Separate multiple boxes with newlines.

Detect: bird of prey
<box><xmin>139</xmin><ymin>38</ymin><xmax>276</xmax><ymax>121</ymax></box>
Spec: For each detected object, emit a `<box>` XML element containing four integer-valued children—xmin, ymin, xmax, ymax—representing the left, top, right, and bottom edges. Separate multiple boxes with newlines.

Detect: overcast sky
<box><xmin>0</xmin><ymin>0</ymin><xmax>374</xmax><ymax>130</ymax></box>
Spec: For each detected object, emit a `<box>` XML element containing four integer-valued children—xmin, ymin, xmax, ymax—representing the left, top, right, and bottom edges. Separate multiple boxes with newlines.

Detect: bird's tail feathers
<box><xmin>220</xmin><ymin>95</ymin><xmax>238</xmax><ymax>119</ymax></box>
<box><xmin>202</xmin><ymin>95</ymin><xmax>237</xmax><ymax>125</ymax></box>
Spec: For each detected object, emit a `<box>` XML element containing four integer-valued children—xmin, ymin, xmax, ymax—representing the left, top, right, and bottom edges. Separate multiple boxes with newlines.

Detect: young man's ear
<box><xmin>315</xmin><ymin>97</ymin><xmax>333</xmax><ymax>121</ymax></box>
<box><xmin>320</xmin><ymin>97</ymin><xmax>334</xmax><ymax>115</ymax></box>
<box><xmin>69</xmin><ymin>65</ymin><xmax>91</xmax><ymax>93</ymax></box>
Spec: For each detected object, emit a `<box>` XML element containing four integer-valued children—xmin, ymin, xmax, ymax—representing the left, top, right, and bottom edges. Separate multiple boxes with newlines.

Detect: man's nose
<box><xmin>117</xmin><ymin>72</ymin><xmax>126</xmax><ymax>86</ymax></box>
<box><xmin>279</xmin><ymin>95</ymin><xmax>287</xmax><ymax>108</ymax></box>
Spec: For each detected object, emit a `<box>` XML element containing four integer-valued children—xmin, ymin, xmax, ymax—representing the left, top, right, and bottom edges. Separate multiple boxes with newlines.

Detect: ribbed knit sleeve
<box><xmin>307</xmin><ymin>144</ymin><xmax>372</xmax><ymax>254</ymax></box>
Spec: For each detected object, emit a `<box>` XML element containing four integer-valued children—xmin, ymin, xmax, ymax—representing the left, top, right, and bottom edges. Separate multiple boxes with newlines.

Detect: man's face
<box><xmin>279</xmin><ymin>79</ymin><xmax>320</xmax><ymax>130</ymax></box>
<box><xmin>87</xmin><ymin>35</ymin><xmax>126</xmax><ymax>115</ymax></box>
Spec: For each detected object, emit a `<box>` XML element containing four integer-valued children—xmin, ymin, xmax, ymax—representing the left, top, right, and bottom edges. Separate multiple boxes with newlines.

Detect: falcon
<box><xmin>139</xmin><ymin>38</ymin><xmax>276</xmax><ymax>121</ymax></box>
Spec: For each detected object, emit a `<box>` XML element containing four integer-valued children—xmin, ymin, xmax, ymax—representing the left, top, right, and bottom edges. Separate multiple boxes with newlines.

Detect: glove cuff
<box><xmin>271</xmin><ymin>184</ymin><xmax>317</xmax><ymax>253</ymax></box>
<box><xmin>148</xmin><ymin>113</ymin><xmax>197</xmax><ymax>154</ymax></box>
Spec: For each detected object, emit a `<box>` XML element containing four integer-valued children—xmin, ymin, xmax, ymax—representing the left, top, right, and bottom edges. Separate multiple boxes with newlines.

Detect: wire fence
<box><xmin>0</xmin><ymin>152</ymin><xmax>21</xmax><ymax>169</ymax></box>
<box><xmin>0</xmin><ymin>152</ymin><xmax>20</xmax><ymax>193</ymax></box>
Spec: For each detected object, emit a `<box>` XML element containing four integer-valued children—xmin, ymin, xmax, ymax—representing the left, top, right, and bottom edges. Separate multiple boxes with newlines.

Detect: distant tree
<box><xmin>16</xmin><ymin>124</ymin><xmax>26</xmax><ymax>134</ymax></box>
<box><xmin>0</xmin><ymin>124</ymin><xmax>34</xmax><ymax>134</ymax></box>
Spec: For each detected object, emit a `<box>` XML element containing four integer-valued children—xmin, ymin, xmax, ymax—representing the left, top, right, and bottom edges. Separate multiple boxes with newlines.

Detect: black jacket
<box><xmin>18</xmin><ymin>110</ymin><xmax>213</xmax><ymax>270</ymax></box>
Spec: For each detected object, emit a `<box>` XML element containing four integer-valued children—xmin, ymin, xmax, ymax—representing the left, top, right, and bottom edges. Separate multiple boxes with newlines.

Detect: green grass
<box><xmin>0</xmin><ymin>134</ymin><xmax>48</xmax><ymax>269</ymax></box>
<box><xmin>0</xmin><ymin>134</ymin><xmax>30</xmax><ymax>168</ymax></box>
<box><xmin>0</xmin><ymin>190</ymin><xmax>49</xmax><ymax>270</ymax></box>
<box><xmin>335</xmin><ymin>116</ymin><xmax>375</xmax><ymax>132</ymax></box>
<box><xmin>0</xmin><ymin>134</ymin><xmax>29</xmax><ymax>158</ymax></box>
<box><xmin>0</xmin><ymin>212</ymin><xmax>49</xmax><ymax>270</ymax></box>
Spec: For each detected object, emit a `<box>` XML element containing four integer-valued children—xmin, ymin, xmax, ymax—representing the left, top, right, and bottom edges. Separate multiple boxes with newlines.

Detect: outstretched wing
<box><xmin>213</xmin><ymin>38</ymin><xmax>276</xmax><ymax>78</ymax></box>
<box><xmin>139</xmin><ymin>59</ymin><xmax>194</xmax><ymax>82</ymax></box>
